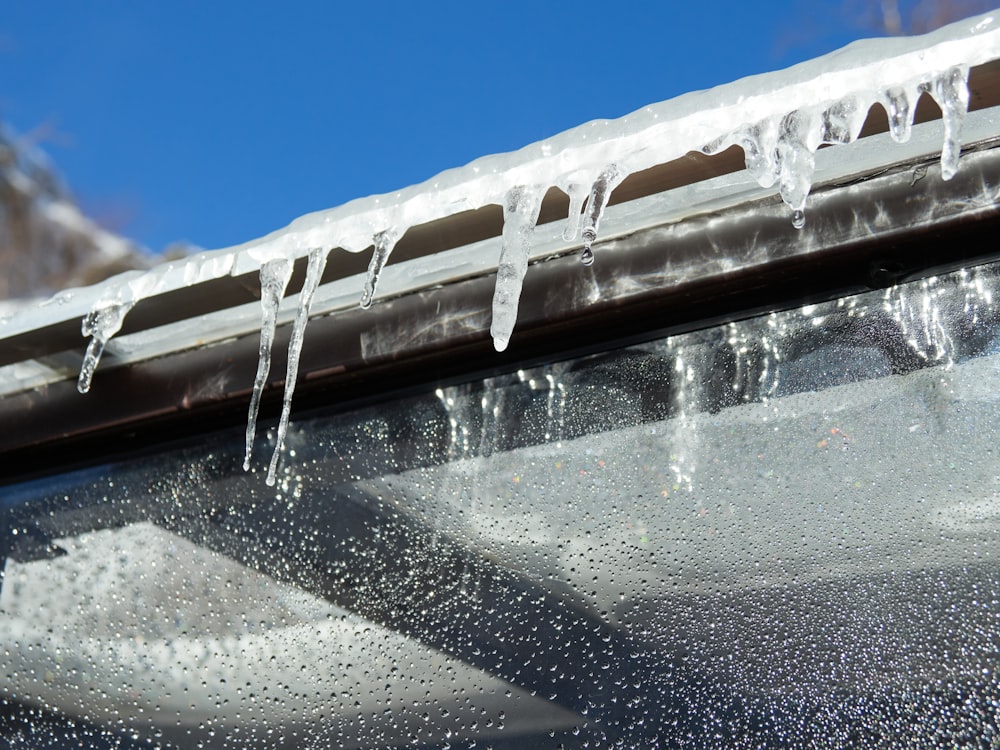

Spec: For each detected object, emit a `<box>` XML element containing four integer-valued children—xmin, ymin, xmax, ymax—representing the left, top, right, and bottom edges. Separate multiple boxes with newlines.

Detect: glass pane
<box><xmin>3</xmin><ymin>264</ymin><xmax>1000</xmax><ymax>748</ymax></box>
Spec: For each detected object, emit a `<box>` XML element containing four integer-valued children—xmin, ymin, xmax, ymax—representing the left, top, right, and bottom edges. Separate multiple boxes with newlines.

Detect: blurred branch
<box><xmin>0</xmin><ymin>124</ymin><xmax>152</xmax><ymax>303</ymax></box>
<box><xmin>881</xmin><ymin>0</ymin><xmax>904</xmax><ymax>34</ymax></box>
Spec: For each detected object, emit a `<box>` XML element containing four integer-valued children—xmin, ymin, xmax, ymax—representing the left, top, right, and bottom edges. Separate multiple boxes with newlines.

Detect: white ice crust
<box><xmin>2</xmin><ymin>10</ymin><xmax>999</xmax><ymax>479</ymax></box>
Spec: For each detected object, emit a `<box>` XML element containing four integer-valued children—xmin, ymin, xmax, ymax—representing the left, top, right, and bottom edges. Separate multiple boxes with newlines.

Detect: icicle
<box><xmin>266</xmin><ymin>247</ymin><xmax>329</xmax><ymax>486</ymax></box>
<box><xmin>930</xmin><ymin>66</ymin><xmax>970</xmax><ymax>180</ymax></box>
<box><xmin>580</xmin><ymin>165</ymin><xmax>625</xmax><ymax>266</ymax></box>
<box><xmin>243</xmin><ymin>257</ymin><xmax>294</xmax><ymax>472</ymax></box>
<box><xmin>491</xmin><ymin>186</ymin><xmax>544</xmax><ymax>352</ymax></box>
<box><xmin>360</xmin><ymin>228</ymin><xmax>401</xmax><ymax>309</ymax></box>
<box><xmin>54</xmin><ymin>9</ymin><xmax>1000</xmax><ymax>488</ymax></box>
<box><xmin>819</xmin><ymin>95</ymin><xmax>865</xmax><ymax>146</ymax></box>
<box><xmin>738</xmin><ymin>119</ymin><xmax>780</xmax><ymax>189</ymax></box>
<box><xmin>776</xmin><ymin>110</ymin><xmax>818</xmax><ymax>229</ymax></box>
<box><xmin>77</xmin><ymin>300</ymin><xmax>134</xmax><ymax>393</ymax></box>
<box><xmin>561</xmin><ymin>182</ymin><xmax>589</xmax><ymax>241</ymax></box>
<box><xmin>729</xmin><ymin>97</ymin><xmax>868</xmax><ymax>230</ymax></box>
<box><xmin>880</xmin><ymin>84</ymin><xmax>917</xmax><ymax>143</ymax></box>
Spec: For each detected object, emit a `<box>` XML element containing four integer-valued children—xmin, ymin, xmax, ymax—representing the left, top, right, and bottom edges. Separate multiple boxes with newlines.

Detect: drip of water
<box><xmin>776</xmin><ymin>110</ymin><xmax>817</xmax><ymax>227</ymax></box>
<box><xmin>266</xmin><ymin>247</ymin><xmax>329</xmax><ymax>486</ymax></box>
<box><xmin>77</xmin><ymin>301</ymin><xmax>133</xmax><ymax>394</ymax></box>
<box><xmin>360</xmin><ymin>229</ymin><xmax>401</xmax><ymax>309</ymax></box>
<box><xmin>730</xmin><ymin>114</ymin><xmax>812</xmax><ymax>227</ymax></box>
<box><xmin>580</xmin><ymin>232</ymin><xmax>596</xmax><ymax>266</ymax></box>
<box><xmin>243</xmin><ymin>257</ymin><xmax>294</xmax><ymax>472</ymax></box>
<box><xmin>580</xmin><ymin>165</ymin><xmax>626</xmax><ymax>266</ymax></box>
<box><xmin>491</xmin><ymin>186</ymin><xmax>544</xmax><ymax>352</ymax></box>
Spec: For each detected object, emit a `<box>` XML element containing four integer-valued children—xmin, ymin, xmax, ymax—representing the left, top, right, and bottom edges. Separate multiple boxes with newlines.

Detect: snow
<box><xmin>3</xmin><ymin>10</ymin><xmax>1000</xmax><ymax>480</ymax></box>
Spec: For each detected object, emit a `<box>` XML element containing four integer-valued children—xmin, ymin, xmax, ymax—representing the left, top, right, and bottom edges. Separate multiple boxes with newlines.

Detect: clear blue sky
<box><xmin>0</xmin><ymin>1</ymin><xmax>956</xmax><ymax>253</ymax></box>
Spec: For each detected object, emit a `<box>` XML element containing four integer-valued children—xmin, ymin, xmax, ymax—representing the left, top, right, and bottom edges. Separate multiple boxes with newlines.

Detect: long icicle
<box><xmin>243</xmin><ymin>257</ymin><xmax>294</xmax><ymax>472</ymax></box>
<box><xmin>490</xmin><ymin>185</ymin><xmax>544</xmax><ymax>352</ymax></box>
<box><xmin>266</xmin><ymin>247</ymin><xmax>329</xmax><ymax>486</ymax></box>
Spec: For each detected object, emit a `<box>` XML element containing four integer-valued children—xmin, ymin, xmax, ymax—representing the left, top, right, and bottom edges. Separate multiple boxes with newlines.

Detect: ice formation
<box><xmin>491</xmin><ymin>187</ymin><xmax>544</xmax><ymax>352</ymax></box>
<box><xmin>578</xmin><ymin>165</ymin><xmax>625</xmax><ymax>266</ymax></box>
<box><xmin>266</xmin><ymin>247</ymin><xmax>328</xmax><ymax>485</ymax></box>
<box><xmin>701</xmin><ymin>63</ymin><xmax>970</xmax><ymax>227</ymax></box>
<box><xmin>360</xmin><ymin>229</ymin><xmax>401</xmax><ymax>310</ymax></box>
<box><xmin>19</xmin><ymin>11</ymin><xmax>1000</xmax><ymax>479</ymax></box>
<box><xmin>77</xmin><ymin>300</ymin><xmax>133</xmax><ymax>394</ymax></box>
<box><xmin>76</xmin><ymin>270</ymin><xmax>171</xmax><ymax>393</ymax></box>
<box><xmin>244</xmin><ymin>258</ymin><xmax>294</xmax><ymax>472</ymax></box>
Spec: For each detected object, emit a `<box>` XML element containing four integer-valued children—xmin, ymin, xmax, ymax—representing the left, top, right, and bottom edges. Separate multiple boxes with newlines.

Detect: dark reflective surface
<box><xmin>3</xmin><ymin>263</ymin><xmax>1000</xmax><ymax>748</ymax></box>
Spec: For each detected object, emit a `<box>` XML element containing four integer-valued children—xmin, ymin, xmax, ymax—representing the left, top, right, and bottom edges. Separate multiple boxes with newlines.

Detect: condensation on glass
<box><xmin>3</xmin><ymin>262</ymin><xmax>1000</xmax><ymax>748</ymax></box>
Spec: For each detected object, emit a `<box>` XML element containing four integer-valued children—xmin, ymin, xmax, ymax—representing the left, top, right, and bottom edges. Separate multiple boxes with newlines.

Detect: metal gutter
<box><xmin>2</xmin><ymin>127</ymin><xmax>1000</xmax><ymax>482</ymax></box>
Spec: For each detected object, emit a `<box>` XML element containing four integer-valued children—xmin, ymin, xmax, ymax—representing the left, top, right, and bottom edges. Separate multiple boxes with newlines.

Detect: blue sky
<box><xmin>0</xmin><ymin>1</ymin><xmax>959</xmax><ymax>253</ymax></box>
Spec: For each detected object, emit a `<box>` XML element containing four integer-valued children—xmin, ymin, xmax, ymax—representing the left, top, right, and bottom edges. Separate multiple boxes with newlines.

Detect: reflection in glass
<box><xmin>3</xmin><ymin>263</ymin><xmax>1000</xmax><ymax>747</ymax></box>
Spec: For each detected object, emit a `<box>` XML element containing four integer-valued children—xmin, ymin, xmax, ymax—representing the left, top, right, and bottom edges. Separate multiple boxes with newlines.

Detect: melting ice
<box><xmin>702</xmin><ymin>65</ymin><xmax>970</xmax><ymax>227</ymax></box>
<box><xmin>53</xmin><ymin>11</ymin><xmax>1000</xmax><ymax>479</ymax></box>
<box><xmin>360</xmin><ymin>229</ymin><xmax>401</xmax><ymax>310</ymax></box>
<box><xmin>244</xmin><ymin>258</ymin><xmax>293</xmax><ymax>472</ymax></box>
<box><xmin>77</xmin><ymin>301</ymin><xmax>133</xmax><ymax>394</ymax></box>
<box><xmin>266</xmin><ymin>247</ymin><xmax>328</xmax><ymax>486</ymax></box>
<box><xmin>578</xmin><ymin>165</ymin><xmax>625</xmax><ymax>266</ymax></box>
<box><xmin>491</xmin><ymin>186</ymin><xmax>544</xmax><ymax>352</ymax></box>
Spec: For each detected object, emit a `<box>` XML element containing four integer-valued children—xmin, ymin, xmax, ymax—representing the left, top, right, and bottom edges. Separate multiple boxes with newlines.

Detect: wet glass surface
<box><xmin>3</xmin><ymin>263</ymin><xmax>1000</xmax><ymax>748</ymax></box>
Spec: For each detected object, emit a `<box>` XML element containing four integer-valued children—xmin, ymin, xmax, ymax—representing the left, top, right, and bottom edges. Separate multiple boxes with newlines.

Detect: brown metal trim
<box><xmin>4</xmin><ymin>60</ymin><xmax>1000</xmax><ymax>370</ymax></box>
<box><xmin>2</xmin><ymin>142</ymin><xmax>1000</xmax><ymax>483</ymax></box>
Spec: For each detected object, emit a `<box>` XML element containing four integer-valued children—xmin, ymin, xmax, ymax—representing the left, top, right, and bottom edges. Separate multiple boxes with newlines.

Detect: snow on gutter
<box><xmin>3</xmin><ymin>10</ymin><xmax>1000</xmax><ymax>484</ymax></box>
